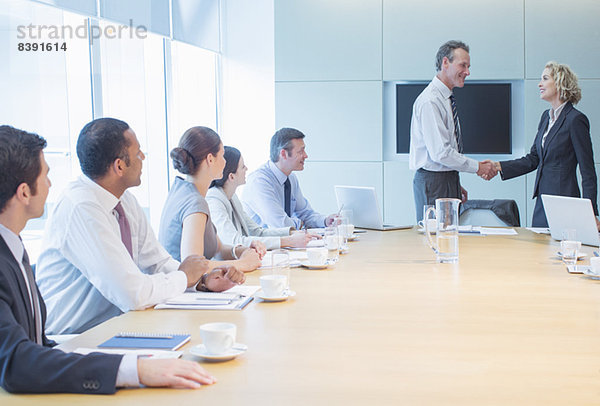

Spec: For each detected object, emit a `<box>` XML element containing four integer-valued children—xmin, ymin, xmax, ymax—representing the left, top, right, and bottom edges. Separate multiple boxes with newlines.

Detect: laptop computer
<box><xmin>541</xmin><ymin>194</ymin><xmax>600</xmax><ymax>246</ymax></box>
<box><xmin>334</xmin><ymin>185</ymin><xmax>412</xmax><ymax>231</ymax></box>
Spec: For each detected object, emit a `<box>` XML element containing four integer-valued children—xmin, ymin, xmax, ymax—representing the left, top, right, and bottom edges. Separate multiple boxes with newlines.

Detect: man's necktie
<box><xmin>114</xmin><ymin>201</ymin><xmax>133</xmax><ymax>257</ymax></box>
<box><xmin>449</xmin><ymin>94</ymin><xmax>464</xmax><ymax>153</ymax></box>
<box><xmin>22</xmin><ymin>249</ymin><xmax>42</xmax><ymax>345</ymax></box>
<box><xmin>284</xmin><ymin>177</ymin><xmax>291</xmax><ymax>217</ymax></box>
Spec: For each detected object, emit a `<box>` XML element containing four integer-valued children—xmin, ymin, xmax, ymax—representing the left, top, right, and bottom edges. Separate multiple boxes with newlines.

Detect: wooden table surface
<box><xmin>3</xmin><ymin>228</ymin><xmax>600</xmax><ymax>405</ymax></box>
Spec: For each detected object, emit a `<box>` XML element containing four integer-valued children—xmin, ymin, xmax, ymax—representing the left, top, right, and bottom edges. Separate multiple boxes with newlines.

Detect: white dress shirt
<box><xmin>206</xmin><ymin>186</ymin><xmax>291</xmax><ymax>250</ymax></box>
<box><xmin>0</xmin><ymin>224</ymin><xmax>35</xmax><ymax>315</ymax></box>
<box><xmin>242</xmin><ymin>161</ymin><xmax>326</xmax><ymax>229</ymax></box>
<box><xmin>409</xmin><ymin>76</ymin><xmax>479</xmax><ymax>173</ymax></box>
<box><xmin>541</xmin><ymin>101</ymin><xmax>567</xmax><ymax>148</ymax></box>
<box><xmin>36</xmin><ymin>175</ymin><xmax>187</xmax><ymax>335</ymax></box>
<box><xmin>0</xmin><ymin>223</ymin><xmax>139</xmax><ymax>388</ymax></box>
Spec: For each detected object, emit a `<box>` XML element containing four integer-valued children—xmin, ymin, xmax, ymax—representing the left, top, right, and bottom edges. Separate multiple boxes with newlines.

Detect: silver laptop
<box><xmin>334</xmin><ymin>185</ymin><xmax>411</xmax><ymax>231</ymax></box>
<box><xmin>541</xmin><ymin>194</ymin><xmax>600</xmax><ymax>246</ymax></box>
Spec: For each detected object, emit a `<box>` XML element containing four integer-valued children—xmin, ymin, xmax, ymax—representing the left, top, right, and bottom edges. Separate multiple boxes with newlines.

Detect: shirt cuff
<box><xmin>466</xmin><ymin>158</ymin><xmax>479</xmax><ymax>173</ymax></box>
<box><xmin>115</xmin><ymin>353</ymin><xmax>140</xmax><ymax>387</ymax></box>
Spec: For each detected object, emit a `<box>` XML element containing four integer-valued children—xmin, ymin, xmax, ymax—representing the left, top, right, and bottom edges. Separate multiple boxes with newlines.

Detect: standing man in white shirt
<box><xmin>36</xmin><ymin>118</ymin><xmax>245</xmax><ymax>334</ymax></box>
<box><xmin>409</xmin><ymin>40</ymin><xmax>497</xmax><ymax>222</ymax></box>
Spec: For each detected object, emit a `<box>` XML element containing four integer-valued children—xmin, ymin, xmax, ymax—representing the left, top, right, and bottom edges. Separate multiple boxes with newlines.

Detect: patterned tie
<box><xmin>284</xmin><ymin>177</ymin><xmax>291</xmax><ymax>217</ymax></box>
<box><xmin>449</xmin><ymin>94</ymin><xmax>464</xmax><ymax>153</ymax></box>
<box><xmin>22</xmin><ymin>248</ymin><xmax>43</xmax><ymax>345</ymax></box>
<box><xmin>114</xmin><ymin>201</ymin><xmax>133</xmax><ymax>257</ymax></box>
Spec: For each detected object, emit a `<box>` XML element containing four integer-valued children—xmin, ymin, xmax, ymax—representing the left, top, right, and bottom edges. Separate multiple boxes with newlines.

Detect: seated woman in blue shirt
<box><xmin>206</xmin><ymin>146</ymin><xmax>316</xmax><ymax>250</ymax></box>
<box><xmin>159</xmin><ymin>127</ymin><xmax>264</xmax><ymax>274</ymax></box>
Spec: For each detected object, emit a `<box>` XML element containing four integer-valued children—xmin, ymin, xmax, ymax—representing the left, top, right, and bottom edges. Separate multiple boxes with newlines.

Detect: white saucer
<box><xmin>189</xmin><ymin>343</ymin><xmax>247</xmax><ymax>362</ymax></box>
<box><xmin>582</xmin><ymin>268</ymin><xmax>600</xmax><ymax>280</ymax></box>
<box><xmin>347</xmin><ymin>234</ymin><xmax>359</xmax><ymax>241</ymax></box>
<box><xmin>417</xmin><ymin>227</ymin><xmax>435</xmax><ymax>234</ymax></box>
<box><xmin>256</xmin><ymin>289</ymin><xmax>296</xmax><ymax>302</ymax></box>
<box><xmin>300</xmin><ymin>260</ymin><xmax>329</xmax><ymax>269</ymax></box>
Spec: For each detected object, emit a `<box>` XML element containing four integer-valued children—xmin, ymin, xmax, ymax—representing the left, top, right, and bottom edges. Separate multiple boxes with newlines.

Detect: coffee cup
<box><xmin>199</xmin><ymin>322</ymin><xmax>236</xmax><ymax>355</ymax></box>
<box><xmin>260</xmin><ymin>274</ymin><xmax>287</xmax><ymax>297</ymax></box>
<box><xmin>590</xmin><ymin>257</ymin><xmax>600</xmax><ymax>275</ymax></box>
<box><xmin>306</xmin><ymin>247</ymin><xmax>328</xmax><ymax>265</ymax></box>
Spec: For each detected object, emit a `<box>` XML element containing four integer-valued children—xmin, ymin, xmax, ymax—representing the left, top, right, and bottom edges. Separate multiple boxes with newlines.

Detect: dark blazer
<box><xmin>0</xmin><ymin>235</ymin><xmax>123</xmax><ymax>394</ymax></box>
<box><xmin>500</xmin><ymin>102</ymin><xmax>598</xmax><ymax>227</ymax></box>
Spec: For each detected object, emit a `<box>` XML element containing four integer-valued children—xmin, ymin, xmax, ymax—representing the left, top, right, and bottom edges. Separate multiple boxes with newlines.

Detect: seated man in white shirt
<box><xmin>36</xmin><ymin>118</ymin><xmax>245</xmax><ymax>334</ymax></box>
<box><xmin>242</xmin><ymin>128</ymin><xmax>337</xmax><ymax>229</ymax></box>
<box><xmin>0</xmin><ymin>125</ymin><xmax>215</xmax><ymax>393</ymax></box>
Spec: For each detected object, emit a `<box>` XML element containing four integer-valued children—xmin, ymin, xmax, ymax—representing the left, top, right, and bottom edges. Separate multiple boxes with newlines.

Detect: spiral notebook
<box><xmin>98</xmin><ymin>333</ymin><xmax>191</xmax><ymax>351</ymax></box>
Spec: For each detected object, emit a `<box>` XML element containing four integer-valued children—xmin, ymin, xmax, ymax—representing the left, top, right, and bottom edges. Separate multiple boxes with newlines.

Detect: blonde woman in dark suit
<box><xmin>491</xmin><ymin>62</ymin><xmax>598</xmax><ymax>228</ymax></box>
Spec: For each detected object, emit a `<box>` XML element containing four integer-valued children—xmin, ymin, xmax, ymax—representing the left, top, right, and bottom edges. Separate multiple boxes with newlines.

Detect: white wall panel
<box><xmin>383</xmin><ymin>0</ymin><xmax>524</xmax><ymax>80</ymax></box>
<box><xmin>383</xmin><ymin>161</ymin><xmax>415</xmax><ymax>226</ymax></box>
<box><xmin>525</xmin><ymin>0</ymin><xmax>600</xmax><ymax>79</ymax></box>
<box><xmin>275</xmin><ymin>0</ymin><xmax>382</xmax><ymax>81</ymax></box>
<box><xmin>295</xmin><ymin>162</ymin><xmax>383</xmax><ymax>216</ymax></box>
<box><xmin>577</xmin><ymin>81</ymin><xmax>600</xmax><ymax>163</ymax></box>
<box><xmin>220</xmin><ymin>0</ymin><xmax>275</xmax><ymax>173</ymax></box>
<box><xmin>276</xmin><ymin>81</ymin><xmax>382</xmax><ymax>161</ymax></box>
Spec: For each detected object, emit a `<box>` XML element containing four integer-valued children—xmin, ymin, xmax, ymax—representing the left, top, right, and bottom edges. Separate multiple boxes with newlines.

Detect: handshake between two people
<box><xmin>477</xmin><ymin>160</ymin><xmax>501</xmax><ymax>181</ymax></box>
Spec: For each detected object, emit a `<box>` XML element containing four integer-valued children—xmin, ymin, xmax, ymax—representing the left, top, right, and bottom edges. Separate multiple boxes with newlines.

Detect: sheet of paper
<box><xmin>526</xmin><ymin>227</ymin><xmax>550</xmax><ymax>234</ymax></box>
<box><xmin>476</xmin><ymin>227</ymin><xmax>518</xmax><ymax>235</ymax></box>
<box><xmin>74</xmin><ymin>348</ymin><xmax>182</xmax><ymax>359</ymax></box>
<box><xmin>155</xmin><ymin>285</ymin><xmax>260</xmax><ymax>310</ymax></box>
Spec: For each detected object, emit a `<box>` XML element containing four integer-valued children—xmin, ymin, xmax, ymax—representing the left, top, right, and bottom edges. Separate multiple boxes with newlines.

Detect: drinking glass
<box><xmin>340</xmin><ymin>209</ymin><xmax>353</xmax><ymax>226</ymax></box>
<box><xmin>271</xmin><ymin>249</ymin><xmax>290</xmax><ymax>291</ymax></box>
<box><xmin>337</xmin><ymin>223</ymin><xmax>349</xmax><ymax>254</ymax></box>
<box><xmin>561</xmin><ymin>228</ymin><xmax>577</xmax><ymax>241</ymax></box>
<box><xmin>425</xmin><ymin>198</ymin><xmax>460</xmax><ymax>263</ymax></box>
<box><xmin>324</xmin><ymin>226</ymin><xmax>339</xmax><ymax>263</ymax></box>
<box><xmin>560</xmin><ymin>240</ymin><xmax>580</xmax><ymax>265</ymax></box>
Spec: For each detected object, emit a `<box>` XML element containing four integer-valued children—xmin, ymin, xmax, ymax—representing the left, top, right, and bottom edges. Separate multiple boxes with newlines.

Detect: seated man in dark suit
<box><xmin>0</xmin><ymin>125</ymin><xmax>216</xmax><ymax>393</ymax></box>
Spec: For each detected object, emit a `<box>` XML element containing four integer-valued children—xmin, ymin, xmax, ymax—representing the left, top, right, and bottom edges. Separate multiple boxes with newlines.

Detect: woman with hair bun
<box><xmin>491</xmin><ymin>62</ymin><xmax>598</xmax><ymax>228</ymax></box>
<box><xmin>159</xmin><ymin>127</ymin><xmax>264</xmax><ymax>282</ymax></box>
<box><xmin>206</xmin><ymin>146</ymin><xmax>317</xmax><ymax>250</ymax></box>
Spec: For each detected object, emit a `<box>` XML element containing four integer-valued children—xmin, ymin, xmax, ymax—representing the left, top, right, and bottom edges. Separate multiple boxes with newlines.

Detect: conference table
<box><xmin>4</xmin><ymin>228</ymin><xmax>600</xmax><ymax>405</ymax></box>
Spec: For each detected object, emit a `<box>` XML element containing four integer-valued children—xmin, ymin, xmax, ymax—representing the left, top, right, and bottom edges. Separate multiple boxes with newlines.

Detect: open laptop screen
<box><xmin>541</xmin><ymin>194</ymin><xmax>600</xmax><ymax>247</ymax></box>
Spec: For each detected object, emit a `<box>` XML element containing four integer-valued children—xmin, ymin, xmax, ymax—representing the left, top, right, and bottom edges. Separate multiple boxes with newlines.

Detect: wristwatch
<box><xmin>231</xmin><ymin>244</ymin><xmax>243</xmax><ymax>259</ymax></box>
<box><xmin>197</xmin><ymin>272</ymin><xmax>210</xmax><ymax>292</ymax></box>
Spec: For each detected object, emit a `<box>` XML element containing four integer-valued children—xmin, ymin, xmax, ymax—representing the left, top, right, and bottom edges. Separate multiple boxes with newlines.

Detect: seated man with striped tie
<box><xmin>242</xmin><ymin>128</ymin><xmax>337</xmax><ymax>229</ymax></box>
<box><xmin>36</xmin><ymin>118</ymin><xmax>245</xmax><ymax>335</ymax></box>
<box><xmin>408</xmin><ymin>40</ymin><xmax>498</xmax><ymax>222</ymax></box>
<box><xmin>0</xmin><ymin>125</ymin><xmax>217</xmax><ymax>393</ymax></box>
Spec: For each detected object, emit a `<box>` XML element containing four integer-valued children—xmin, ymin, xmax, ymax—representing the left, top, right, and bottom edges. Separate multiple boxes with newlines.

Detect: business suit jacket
<box><xmin>500</xmin><ymin>102</ymin><xmax>598</xmax><ymax>227</ymax></box>
<box><xmin>0</xmin><ymin>235</ymin><xmax>122</xmax><ymax>394</ymax></box>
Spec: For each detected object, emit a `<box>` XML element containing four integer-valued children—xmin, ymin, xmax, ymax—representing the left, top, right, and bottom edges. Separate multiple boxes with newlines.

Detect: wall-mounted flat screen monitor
<box><xmin>396</xmin><ymin>83</ymin><xmax>511</xmax><ymax>154</ymax></box>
